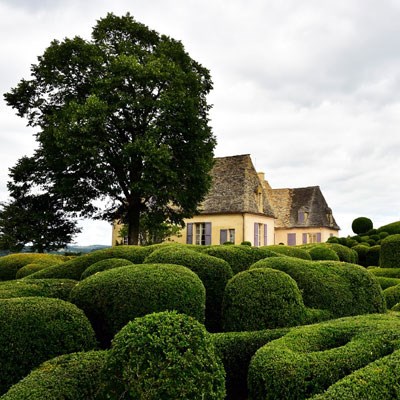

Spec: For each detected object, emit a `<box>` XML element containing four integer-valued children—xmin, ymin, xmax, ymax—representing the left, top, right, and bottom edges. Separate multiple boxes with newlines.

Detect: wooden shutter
<box><xmin>205</xmin><ymin>223</ymin><xmax>212</xmax><ymax>245</ymax></box>
<box><xmin>317</xmin><ymin>232</ymin><xmax>322</xmax><ymax>243</ymax></box>
<box><xmin>186</xmin><ymin>223</ymin><xmax>193</xmax><ymax>244</ymax></box>
<box><xmin>220</xmin><ymin>229</ymin><xmax>227</xmax><ymax>244</ymax></box>
<box><xmin>302</xmin><ymin>233</ymin><xmax>307</xmax><ymax>244</ymax></box>
<box><xmin>288</xmin><ymin>233</ymin><xmax>296</xmax><ymax>246</ymax></box>
<box><xmin>264</xmin><ymin>224</ymin><xmax>268</xmax><ymax>246</ymax></box>
<box><xmin>254</xmin><ymin>223</ymin><xmax>259</xmax><ymax>247</ymax></box>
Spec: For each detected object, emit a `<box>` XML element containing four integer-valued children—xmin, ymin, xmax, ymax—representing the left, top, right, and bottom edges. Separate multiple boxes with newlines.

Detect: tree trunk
<box><xmin>127</xmin><ymin>203</ymin><xmax>141</xmax><ymax>245</ymax></box>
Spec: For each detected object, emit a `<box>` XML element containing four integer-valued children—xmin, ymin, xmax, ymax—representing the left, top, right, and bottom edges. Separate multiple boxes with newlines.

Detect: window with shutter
<box><xmin>220</xmin><ymin>229</ymin><xmax>227</xmax><ymax>244</ymax></box>
<box><xmin>288</xmin><ymin>233</ymin><xmax>296</xmax><ymax>246</ymax></box>
<box><xmin>186</xmin><ymin>223</ymin><xmax>193</xmax><ymax>244</ymax></box>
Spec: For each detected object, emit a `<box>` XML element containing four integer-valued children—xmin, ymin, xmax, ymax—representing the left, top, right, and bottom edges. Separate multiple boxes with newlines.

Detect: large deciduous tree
<box><xmin>4</xmin><ymin>13</ymin><xmax>215</xmax><ymax>245</ymax></box>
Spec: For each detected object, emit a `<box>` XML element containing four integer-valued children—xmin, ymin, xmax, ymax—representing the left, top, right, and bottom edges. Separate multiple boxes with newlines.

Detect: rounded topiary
<box><xmin>80</xmin><ymin>258</ymin><xmax>133</xmax><ymax>279</ymax></box>
<box><xmin>1</xmin><ymin>351</ymin><xmax>107</xmax><ymax>400</ymax></box>
<box><xmin>0</xmin><ymin>297</ymin><xmax>97</xmax><ymax>395</ymax></box>
<box><xmin>307</xmin><ymin>245</ymin><xmax>340</xmax><ymax>261</ymax></box>
<box><xmin>0</xmin><ymin>253</ymin><xmax>66</xmax><ymax>281</ymax></box>
<box><xmin>262</xmin><ymin>245</ymin><xmax>312</xmax><ymax>260</ymax></box>
<box><xmin>26</xmin><ymin>246</ymin><xmax>151</xmax><ymax>280</ymax></box>
<box><xmin>104</xmin><ymin>311</ymin><xmax>226</xmax><ymax>399</ymax></box>
<box><xmin>0</xmin><ymin>278</ymin><xmax>77</xmax><ymax>301</ymax></box>
<box><xmin>366</xmin><ymin>245</ymin><xmax>381</xmax><ymax>267</ymax></box>
<box><xmin>144</xmin><ymin>247</ymin><xmax>233</xmax><ymax>332</ymax></box>
<box><xmin>380</xmin><ymin>234</ymin><xmax>400</xmax><ymax>268</ymax></box>
<box><xmin>241</xmin><ymin>241</ymin><xmax>252</xmax><ymax>246</ymax></box>
<box><xmin>375</xmin><ymin>276</ymin><xmax>400</xmax><ymax>290</ymax></box>
<box><xmin>248</xmin><ymin>314</ymin><xmax>400</xmax><ymax>400</ymax></box>
<box><xmin>250</xmin><ymin>257</ymin><xmax>386</xmax><ymax>317</ymax></box>
<box><xmin>352</xmin><ymin>217</ymin><xmax>373</xmax><ymax>235</ymax></box>
<box><xmin>70</xmin><ymin>263</ymin><xmax>206</xmax><ymax>346</ymax></box>
<box><xmin>383</xmin><ymin>284</ymin><xmax>400</xmax><ymax>309</ymax></box>
<box><xmin>326</xmin><ymin>243</ymin><xmax>358</xmax><ymax>263</ymax></box>
<box><xmin>222</xmin><ymin>268</ymin><xmax>306</xmax><ymax>332</ymax></box>
<box><xmin>352</xmin><ymin>244</ymin><xmax>370</xmax><ymax>267</ymax></box>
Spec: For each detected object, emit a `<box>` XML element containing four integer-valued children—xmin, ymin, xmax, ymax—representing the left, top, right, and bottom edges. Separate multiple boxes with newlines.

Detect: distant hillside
<box><xmin>0</xmin><ymin>244</ymin><xmax>111</xmax><ymax>257</ymax></box>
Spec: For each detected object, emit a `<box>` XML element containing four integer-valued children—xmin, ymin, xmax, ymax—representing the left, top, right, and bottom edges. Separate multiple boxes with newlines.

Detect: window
<box><xmin>220</xmin><ymin>229</ymin><xmax>235</xmax><ymax>244</ymax></box>
<box><xmin>308</xmin><ymin>233</ymin><xmax>322</xmax><ymax>243</ymax></box>
<box><xmin>187</xmin><ymin>222</ymin><xmax>211</xmax><ymax>245</ymax></box>
<box><xmin>298</xmin><ymin>210</ymin><xmax>309</xmax><ymax>224</ymax></box>
<box><xmin>287</xmin><ymin>233</ymin><xmax>296</xmax><ymax>246</ymax></box>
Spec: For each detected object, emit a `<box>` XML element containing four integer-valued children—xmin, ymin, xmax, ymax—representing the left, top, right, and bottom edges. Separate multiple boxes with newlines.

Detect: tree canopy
<box><xmin>4</xmin><ymin>13</ymin><xmax>215</xmax><ymax>245</ymax></box>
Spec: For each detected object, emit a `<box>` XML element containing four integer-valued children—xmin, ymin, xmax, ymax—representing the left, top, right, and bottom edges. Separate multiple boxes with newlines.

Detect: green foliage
<box><xmin>352</xmin><ymin>244</ymin><xmax>370</xmax><ymax>267</ymax></box>
<box><xmin>263</xmin><ymin>245</ymin><xmax>312</xmax><ymax>260</ymax></box>
<box><xmin>0</xmin><ymin>297</ymin><xmax>97</xmax><ymax>395</ymax></box>
<box><xmin>250</xmin><ymin>257</ymin><xmax>386</xmax><ymax>317</ymax></box>
<box><xmin>383</xmin><ymin>284</ymin><xmax>400</xmax><ymax>309</ymax></box>
<box><xmin>248</xmin><ymin>314</ymin><xmax>400</xmax><ymax>400</ymax></box>
<box><xmin>211</xmin><ymin>328</ymin><xmax>289</xmax><ymax>400</ymax></box>
<box><xmin>15</xmin><ymin>257</ymin><xmax>65</xmax><ymax>278</ymax></box>
<box><xmin>103</xmin><ymin>311</ymin><xmax>226</xmax><ymax>399</ymax></box>
<box><xmin>375</xmin><ymin>276</ymin><xmax>400</xmax><ymax>290</ymax></box>
<box><xmin>26</xmin><ymin>245</ymin><xmax>150</xmax><ymax>280</ymax></box>
<box><xmin>5</xmin><ymin>13</ymin><xmax>215</xmax><ymax>245</ymax></box>
<box><xmin>310</xmin><ymin>348</ymin><xmax>400</xmax><ymax>399</ymax></box>
<box><xmin>352</xmin><ymin>217</ymin><xmax>373</xmax><ymax>235</ymax></box>
<box><xmin>377</xmin><ymin>221</ymin><xmax>400</xmax><ymax>235</ymax></box>
<box><xmin>1</xmin><ymin>351</ymin><xmax>107</xmax><ymax>400</ymax></box>
<box><xmin>70</xmin><ymin>263</ymin><xmax>205</xmax><ymax>347</ymax></box>
<box><xmin>222</xmin><ymin>268</ymin><xmax>307</xmax><ymax>331</ymax></box>
<box><xmin>307</xmin><ymin>245</ymin><xmax>340</xmax><ymax>261</ymax></box>
<box><xmin>325</xmin><ymin>243</ymin><xmax>358</xmax><ymax>263</ymax></box>
<box><xmin>198</xmin><ymin>245</ymin><xmax>279</xmax><ymax>275</ymax></box>
<box><xmin>380</xmin><ymin>234</ymin><xmax>400</xmax><ymax>268</ymax></box>
<box><xmin>368</xmin><ymin>267</ymin><xmax>400</xmax><ymax>278</ymax></box>
<box><xmin>0</xmin><ymin>279</ymin><xmax>76</xmax><ymax>301</ymax></box>
<box><xmin>0</xmin><ymin>253</ymin><xmax>66</xmax><ymax>281</ymax></box>
<box><xmin>240</xmin><ymin>241</ymin><xmax>252</xmax><ymax>246</ymax></box>
<box><xmin>80</xmin><ymin>258</ymin><xmax>133</xmax><ymax>279</ymax></box>
<box><xmin>144</xmin><ymin>246</ymin><xmax>233</xmax><ymax>331</ymax></box>
<box><xmin>366</xmin><ymin>245</ymin><xmax>381</xmax><ymax>267</ymax></box>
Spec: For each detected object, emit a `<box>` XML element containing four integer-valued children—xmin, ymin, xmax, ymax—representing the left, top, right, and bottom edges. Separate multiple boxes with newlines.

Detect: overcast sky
<box><xmin>1</xmin><ymin>0</ymin><xmax>399</xmax><ymax>245</ymax></box>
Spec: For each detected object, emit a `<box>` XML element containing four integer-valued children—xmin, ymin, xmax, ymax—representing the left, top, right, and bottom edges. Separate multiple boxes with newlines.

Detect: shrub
<box><xmin>352</xmin><ymin>244</ymin><xmax>370</xmax><ymax>267</ymax></box>
<box><xmin>241</xmin><ymin>241</ymin><xmax>252</xmax><ymax>246</ymax></box>
<box><xmin>248</xmin><ymin>314</ymin><xmax>400</xmax><ymax>400</ymax></box>
<box><xmin>383</xmin><ymin>284</ymin><xmax>400</xmax><ymax>309</ymax></box>
<box><xmin>326</xmin><ymin>243</ymin><xmax>358</xmax><ymax>263</ymax></box>
<box><xmin>380</xmin><ymin>234</ymin><xmax>400</xmax><ymax>268</ymax></box>
<box><xmin>26</xmin><ymin>245</ymin><xmax>151</xmax><ymax>280</ymax></box>
<box><xmin>103</xmin><ymin>311</ymin><xmax>226</xmax><ymax>399</ymax></box>
<box><xmin>70</xmin><ymin>263</ymin><xmax>205</xmax><ymax>347</ymax></box>
<box><xmin>379</xmin><ymin>231</ymin><xmax>390</xmax><ymax>239</ymax></box>
<box><xmin>250</xmin><ymin>257</ymin><xmax>386</xmax><ymax>317</ymax></box>
<box><xmin>0</xmin><ymin>278</ymin><xmax>77</xmax><ymax>301</ymax></box>
<box><xmin>1</xmin><ymin>351</ymin><xmax>107</xmax><ymax>400</ymax></box>
<box><xmin>366</xmin><ymin>245</ymin><xmax>381</xmax><ymax>267</ymax></box>
<box><xmin>307</xmin><ymin>245</ymin><xmax>340</xmax><ymax>261</ymax></box>
<box><xmin>368</xmin><ymin>267</ymin><xmax>400</xmax><ymax>278</ymax></box>
<box><xmin>222</xmin><ymin>268</ymin><xmax>307</xmax><ymax>332</ymax></box>
<box><xmin>263</xmin><ymin>245</ymin><xmax>312</xmax><ymax>260</ymax></box>
<box><xmin>352</xmin><ymin>217</ymin><xmax>373</xmax><ymax>235</ymax></box>
<box><xmin>0</xmin><ymin>297</ymin><xmax>97</xmax><ymax>395</ymax></box>
<box><xmin>375</xmin><ymin>276</ymin><xmax>400</xmax><ymax>290</ymax></box>
<box><xmin>211</xmin><ymin>328</ymin><xmax>289</xmax><ymax>400</ymax></box>
<box><xmin>144</xmin><ymin>247</ymin><xmax>233</xmax><ymax>331</ymax></box>
<box><xmin>310</xmin><ymin>349</ymin><xmax>400</xmax><ymax>399</ymax></box>
<box><xmin>0</xmin><ymin>253</ymin><xmax>66</xmax><ymax>281</ymax></box>
<box><xmin>80</xmin><ymin>258</ymin><xmax>133</xmax><ymax>279</ymax></box>
<box><xmin>377</xmin><ymin>221</ymin><xmax>400</xmax><ymax>235</ymax></box>
<box><xmin>327</xmin><ymin>236</ymin><xmax>339</xmax><ymax>244</ymax></box>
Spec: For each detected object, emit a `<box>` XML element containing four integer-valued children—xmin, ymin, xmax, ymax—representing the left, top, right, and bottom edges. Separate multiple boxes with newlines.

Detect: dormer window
<box><xmin>298</xmin><ymin>210</ymin><xmax>309</xmax><ymax>224</ymax></box>
<box><xmin>255</xmin><ymin>186</ymin><xmax>263</xmax><ymax>213</ymax></box>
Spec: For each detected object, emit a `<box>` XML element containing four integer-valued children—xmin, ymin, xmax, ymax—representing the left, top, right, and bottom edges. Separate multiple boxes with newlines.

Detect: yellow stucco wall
<box><xmin>171</xmin><ymin>213</ymin><xmax>275</xmax><ymax>246</ymax></box>
<box><xmin>274</xmin><ymin>227</ymin><xmax>339</xmax><ymax>246</ymax></box>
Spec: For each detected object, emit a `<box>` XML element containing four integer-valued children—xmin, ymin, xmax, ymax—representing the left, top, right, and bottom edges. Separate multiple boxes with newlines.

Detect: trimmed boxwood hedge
<box><xmin>250</xmin><ymin>257</ymin><xmax>386</xmax><ymax>317</ymax></box>
<box><xmin>144</xmin><ymin>247</ymin><xmax>233</xmax><ymax>331</ymax></box>
<box><xmin>248</xmin><ymin>314</ymin><xmax>400</xmax><ymax>400</ymax></box>
<box><xmin>377</xmin><ymin>221</ymin><xmax>400</xmax><ymax>235</ymax></box>
<box><xmin>368</xmin><ymin>267</ymin><xmax>400</xmax><ymax>278</ymax></box>
<box><xmin>0</xmin><ymin>297</ymin><xmax>97</xmax><ymax>395</ymax></box>
<box><xmin>211</xmin><ymin>328</ymin><xmax>289</xmax><ymax>400</ymax></box>
<box><xmin>375</xmin><ymin>276</ymin><xmax>400</xmax><ymax>290</ymax></box>
<box><xmin>383</xmin><ymin>284</ymin><xmax>400</xmax><ymax>309</ymax></box>
<box><xmin>366</xmin><ymin>245</ymin><xmax>381</xmax><ymax>267</ymax></box>
<box><xmin>307</xmin><ymin>245</ymin><xmax>340</xmax><ymax>261</ymax></box>
<box><xmin>198</xmin><ymin>245</ymin><xmax>281</xmax><ymax>275</ymax></box>
<box><xmin>380</xmin><ymin>234</ymin><xmax>400</xmax><ymax>268</ymax></box>
<box><xmin>80</xmin><ymin>258</ymin><xmax>133</xmax><ymax>279</ymax></box>
<box><xmin>0</xmin><ymin>253</ymin><xmax>67</xmax><ymax>281</ymax></box>
<box><xmin>70</xmin><ymin>263</ymin><xmax>206</xmax><ymax>347</ymax></box>
<box><xmin>103</xmin><ymin>311</ymin><xmax>226</xmax><ymax>399</ymax></box>
<box><xmin>1</xmin><ymin>351</ymin><xmax>107</xmax><ymax>400</ymax></box>
<box><xmin>222</xmin><ymin>268</ymin><xmax>307</xmax><ymax>332</ymax></box>
<box><xmin>26</xmin><ymin>246</ymin><xmax>151</xmax><ymax>280</ymax></box>
<box><xmin>262</xmin><ymin>245</ymin><xmax>312</xmax><ymax>260</ymax></box>
<box><xmin>352</xmin><ymin>244</ymin><xmax>370</xmax><ymax>267</ymax></box>
<box><xmin>310</xmin><ymin>349</ymin><xmax>400</xmax><ymax>399</ymax></box>
<box><xmin>0</xmin><ymin>279</ymin><xmax>77</xmax><ymax>301</ymax></box>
